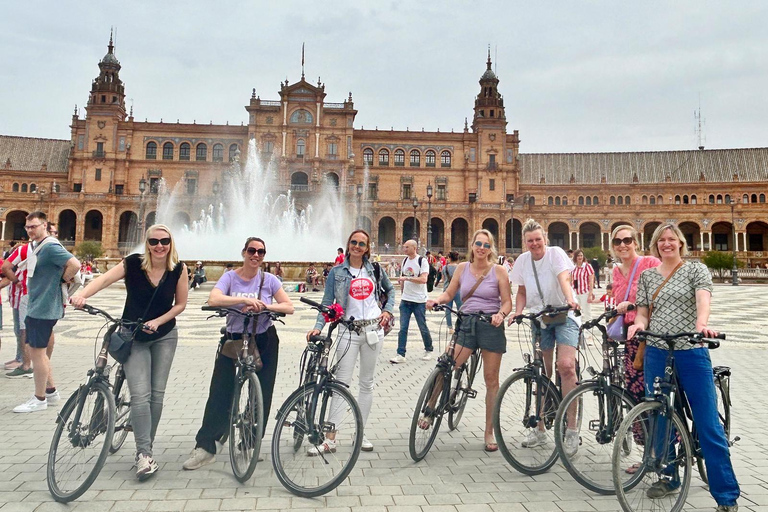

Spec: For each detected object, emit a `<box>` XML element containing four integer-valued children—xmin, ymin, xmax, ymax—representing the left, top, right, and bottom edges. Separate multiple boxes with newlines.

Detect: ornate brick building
<box><xmin>2</xmin><ymin>38</ymin><xmax>767</xmax><ymax>264</ymax></box>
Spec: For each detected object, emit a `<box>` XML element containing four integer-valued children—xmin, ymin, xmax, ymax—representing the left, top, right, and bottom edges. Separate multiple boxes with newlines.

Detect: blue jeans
<box><xmin>123</xmin><ymin>327</ymin><xmax>178</xmax><ymax>457</ymax></box>
<box><xmin>444</xmin><ymin>296</ymin><xmax>463</xmax><ymax>329</ymax></box>
<box><xmin>644</xmin><ymin>345</ymin><xmax>740</xmax><ymax>507</ymax></box>
<box><xmin>397</xmin><ymin>300</ymin><xmax>434</xmax><ymax>356</ymax></box>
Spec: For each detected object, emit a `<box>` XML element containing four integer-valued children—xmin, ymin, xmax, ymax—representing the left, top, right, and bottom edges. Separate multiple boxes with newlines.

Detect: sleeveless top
<box><xmin>122</xmin><ymin>253</ymin><xmax>184</xmax><ymax>342</ymax></box>
<box><xmin>459</xmin><ymin>263</ymin><xmax>501</xmax><ymax>313</ymax></box>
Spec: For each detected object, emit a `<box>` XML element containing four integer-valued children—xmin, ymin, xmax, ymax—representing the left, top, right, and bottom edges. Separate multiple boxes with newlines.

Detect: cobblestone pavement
<box><xmin>0</xmin><ymin>283</ymin><xmax>766</xmax><ymax>511</ymax></box>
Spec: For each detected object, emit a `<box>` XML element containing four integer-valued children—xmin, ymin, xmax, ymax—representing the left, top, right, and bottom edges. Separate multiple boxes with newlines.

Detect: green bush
<box><xmin>75</xmin><ymin>241</ymin><xmax>104</xmax><ymax>260</ymax></box>
<box><xmin>701</xmin><ymin>251</ymin><xmax>744</xmax><ymax>282</ymax></box>
<box><xmin>582</xmin><ymin>246</ymin><xmax>608</xmax><ymax>267</ymax></box>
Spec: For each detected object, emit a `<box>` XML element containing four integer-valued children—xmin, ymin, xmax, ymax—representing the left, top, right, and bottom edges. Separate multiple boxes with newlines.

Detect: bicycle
<box><xmin>611</xmin><ymin>330</ymin><xmax>735</xmax><ymax>512</ymax></box>
<box><xmin>271</xmin><ymin>296</ymin><xmax>364</xmax><ymax>498</ymax></box>
<box><xmin>492</xmin><ymin>305</ymin><xmax>582</xmax><ymax>475</ymax></box>
<box><xmin>554</xmin><ymin>306</ymin><xmax>639</xmax><ymax>494</ymax></box>
<box><xmin>408</xmin><ymin>305</ymin><xmax>488</xmax><ymax>462</ymax></box>
<box><xmin>47</xmin><ymin>305</ymin><xmax>147</xmax><ymax>503</ymax></box>
<box><xmin>201</xmin><ymin>305</ymin><xmax>285</xmax><ymax>483</ymax></box>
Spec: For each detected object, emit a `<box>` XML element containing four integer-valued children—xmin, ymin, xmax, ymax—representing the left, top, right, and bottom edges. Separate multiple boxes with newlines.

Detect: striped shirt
<box><xmin>7</xmin><ymin>244</ymin><xmax>29</xmax><ymax>309</ymax></box>
<box><xmin>571</xmin><ymin>263</ymin><xmax>594</xmax><ymax>295</ymax></box>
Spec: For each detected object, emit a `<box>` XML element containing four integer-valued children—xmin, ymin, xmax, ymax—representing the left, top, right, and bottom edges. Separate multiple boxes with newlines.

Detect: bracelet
<box><xmin>499</xmin><ymin>311</ymin><xmax>508</xmax><ymax>318</ymax></box>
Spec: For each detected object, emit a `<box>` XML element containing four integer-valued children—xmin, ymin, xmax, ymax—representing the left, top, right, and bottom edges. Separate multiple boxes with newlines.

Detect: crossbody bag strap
<box><xmin>530</xmin><ymin>254</ymin><xmax>547</xmax><ymax>304</ymax></box>
<box><xmin>623</xmin><ymin>257</ymin><xmax>643</xmax><ymax>302</ymax></box>
<box><xmin>649</xmin><ymin>261</ymin><xmax>683</xmax><ymax>318</ymax></box>
<box><xmin>132</xmin><ymin>270</ymin><xmax>169</xmax><ymax>338</ymax></box>
<box><xmin>461</xmin><ymin>264</ymin><xmax>491</xmax><ymax>303</ymax></box>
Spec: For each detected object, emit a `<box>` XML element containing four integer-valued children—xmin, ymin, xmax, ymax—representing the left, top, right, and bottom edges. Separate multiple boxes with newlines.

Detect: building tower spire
<box><xmin>471</xmin><ymin>49</ymin><xmax>506</xmax><ymax>132</ymax></box>
<box><xmin>85</xmin><ymin>32</ymin><xmax>126</xmax><ymax>121</ymax></box>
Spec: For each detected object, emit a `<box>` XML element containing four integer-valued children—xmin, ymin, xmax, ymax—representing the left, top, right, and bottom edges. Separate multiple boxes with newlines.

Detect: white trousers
<box><xmin>575</xmin><ymin>292</ymin><xmax>592</xmax><ymax>321</ymax></box>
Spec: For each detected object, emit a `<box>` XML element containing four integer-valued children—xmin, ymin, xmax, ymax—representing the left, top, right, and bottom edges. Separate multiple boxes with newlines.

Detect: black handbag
<box><xmin>108</xmin><ymin>271</ymin><xmax>168</xmax><ymax>363</ymax></box>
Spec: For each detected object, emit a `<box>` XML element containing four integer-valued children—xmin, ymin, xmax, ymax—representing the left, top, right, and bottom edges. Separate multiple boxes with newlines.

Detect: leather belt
<box><xmin>351</xmin><ymin>318</ymin><xmax>379</xmax><ymax>327</ymax></box>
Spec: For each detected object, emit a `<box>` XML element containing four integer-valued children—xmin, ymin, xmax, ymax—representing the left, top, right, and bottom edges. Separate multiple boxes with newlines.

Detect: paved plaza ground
<box><xmin>0</xmin><ymin>283</ymin><xmax>766</xmax><ymax>512</ymax></box>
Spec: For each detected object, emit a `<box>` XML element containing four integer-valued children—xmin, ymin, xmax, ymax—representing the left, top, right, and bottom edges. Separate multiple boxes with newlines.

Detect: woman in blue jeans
<box><xmin>71</xmin><ymin>224</ymin><xmax>188</xmax><ymax>482</ymax></box>
<box><xmin>628</xmin><ymin>223</ymin><xmax>739</xmax><ymax>511</ymax></box>
<box><xmin>441</xmin><ymin>251</ymin><xmax>462</xmax><ymax>331</ymax></box>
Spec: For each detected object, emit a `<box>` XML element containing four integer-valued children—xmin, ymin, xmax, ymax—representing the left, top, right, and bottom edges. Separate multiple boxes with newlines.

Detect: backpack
<box><xmin>372</xmin><ymin>262</ymin><xmax>394</xmax><ymax>335</ymax></box>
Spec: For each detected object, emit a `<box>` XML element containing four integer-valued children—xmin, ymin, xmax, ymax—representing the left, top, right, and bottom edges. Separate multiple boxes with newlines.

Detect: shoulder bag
<box><xmin>606</xmin><ymin>257</ymin><xmax>642</xmax><ymax>341</ymax></box>
<box><xmin>109</xmin><ymin>270</ymin><xmax>169</xmax><ymax>363</ymax></box>
<box><xmin>531</xmin><ymin>255</ymin><xmax>568</xmax><ymax>327</ymax></box>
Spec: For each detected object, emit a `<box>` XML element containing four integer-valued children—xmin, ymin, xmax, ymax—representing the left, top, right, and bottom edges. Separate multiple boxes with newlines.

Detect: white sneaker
<box><xmin>182</xmin><ymin>447</ymin><xmax>215</xmax><ymax>470</ymax></box>
<box><xmin>564</xmin><ymin>429</ymin><xmax>580</xmax><ymax>457</ymax></box>
<box><xmin>361</xmin><ymin>437</ymin><xmax>373</xmax><ymax>452</ymax></box>
<box><xmin>307</xmin><ymin>439</ymin><xmax>337</xmax><ymax>456</ymax></box>
<box><xmin>421</xmin><ymin>351</ymin><xmax>432</xmax><ymax>361</ymax></box>
<box><xmin>136</xmin><ymin>453</ymin><xmax>159</xmax><ymax>481</ymax></box>
<box><xmin>389</xmin><ymin>354</ymin><xmax>406</xmax><ymax>364</ymax></box>
<box><xmin>521</xmin><ymin>429</ymin><xmax>547</xmax><ymax>448</ymax></box>
<box><xmin>13</xmin><ymin>396</ymin><xmax>47</xmax><ymax>413</ymax></box>
<box><xmin>45</xmin><ymin>390</ymin><xmax>61</xmax><ymax>405</ymax></box>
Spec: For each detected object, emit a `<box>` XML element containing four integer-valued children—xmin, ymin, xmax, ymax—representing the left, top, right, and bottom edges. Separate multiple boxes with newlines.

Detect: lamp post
<box><xmin>426</xmin><ymin>183</ymin><xmax>433</xmax><ymax>251</ymax></box>
<box><xmin>412</xmin><ymin>196</ymin><xmax>419</xmax><ymax>242</ymax></box>
<box><xmin>356</xmin><ymin>183</ymin><xmax>363</xmax><ymax>229</ymax></box>
<box><xmin>730</xmin><ymin>199</ymin><xmax>739</xmax><ymax>286</ymax></box>
<box><xmin>137</xmin><ymin>176</ymin><xmax>147</xmax><ymax>246</ymax></box>
<box><xmin>507</xmin><ymin>195</ymin><xmax>516</xmax><ymax>254</ymax></box>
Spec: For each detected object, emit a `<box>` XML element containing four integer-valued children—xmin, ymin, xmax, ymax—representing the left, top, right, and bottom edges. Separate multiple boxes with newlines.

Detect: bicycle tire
<box><xmin>110</xmin><ymin>368</ymin><xmax>131</xmax><ymax>454</ymax></box>
<box><xmin>447</xmin><ymin>361</ymin><xmax>471</xmax><ymax>431</ymax></box>
<box><xmin>696</xmin><ymin>377</ymin><xmax>730</xmax><ymax>485</ymax></box>
<box><xmin>230</xmin><ymin>371</ymin><xmax>264</xmax><ymax>482</ymax></box>
<box><xmin>493</xmin><ymin>370</ymin><xmax>561</xmax><ymax>475</ymax></box>
<box><xmin>555</xmin><ymin>382</ymin><xmax>637</xmax><ymax>494</ymax></box>
<box><xmin>612</xmin><ymin>401</ymin><xmax>692</xmax><ymax>512</ymax></box>
<box><xmin>409</xmin><ymin>367</ymin><xmax>447</xmax><ymax>461</ymax></box>
<box><xmin>272</xmin><ymin>381</ymin><xmax>363</xmax><ymax>498</ymax></box>
<box><xmin>47</xmin><ymin>381</ymin><xmax>116</xmax><ymax>503</ymax></box>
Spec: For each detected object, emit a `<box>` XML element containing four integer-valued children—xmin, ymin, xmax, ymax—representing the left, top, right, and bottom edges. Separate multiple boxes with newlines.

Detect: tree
<box><xmin>75</xmin><ymin>241</ymin><xmax>104</xmax><ymax>261</ymax></box>
<box><xmin>582</xmin><ymin>246</ymin><xmax>608</xmax><ymax>267</ymax></box>
<box><xmin>701</xmin><ymin>251</ymin><xmax>744</xmax><ymax>282</ymax></box>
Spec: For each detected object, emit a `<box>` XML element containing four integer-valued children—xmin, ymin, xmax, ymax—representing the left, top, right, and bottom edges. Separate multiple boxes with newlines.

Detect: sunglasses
<box><xmin>612</xmin><ymin>237</ymin><xmax>635</xmax><ymax>247</ymax></box>
<box><xmin>148</xmin><ymin>237</ymin><xmax>171</xmax><ymax>246</ymax></box>
<box><xmin>349</xmin><ymin>240</ymin><xmax>367</xmax><ymax>248</ymax></box>
<box><xmin>246</xmin><ymin>247</ymin><xmax>267</xmax><ymax>256</ymax></box>
<box><xmin>474</xmin><ymin>241</ymin><xmax>492</xmax><ymax>249</ymax></box>
<box><xmin>24</xmin><ymin>224</ymin><xmax>43</xmax><ymax>230</ymax></box>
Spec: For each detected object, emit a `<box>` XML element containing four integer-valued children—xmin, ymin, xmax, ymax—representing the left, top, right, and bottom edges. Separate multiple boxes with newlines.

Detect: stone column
<box><xmin>1</xmin><ymin>220</ymin><xmax>5</xmax><ymax>241</ymax></box>
<box><xmin>700</xmin><ymin>232</ymin><xmax>704</xmax><ymax>252</ymax></box>
<box><xmin>574</xmin><ymin>232</ymin><xmax>579</xmax><ymax>250</ymax></box>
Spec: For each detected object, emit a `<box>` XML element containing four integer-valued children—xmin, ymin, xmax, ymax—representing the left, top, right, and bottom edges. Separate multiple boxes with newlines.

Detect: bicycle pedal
<box><xmin>730</xmin><ymin>436</ymin><xmax>740</xmax><ymax>446</ymax></box>
<box><xmin>124</xmin><ymin>425</ymin><xmax>133</xmax><ymax>432</ymax></box>
<box><xmin>465</xmin><ymin>389</ymin><xmax>477</xmax><ymax>399</ymax></box>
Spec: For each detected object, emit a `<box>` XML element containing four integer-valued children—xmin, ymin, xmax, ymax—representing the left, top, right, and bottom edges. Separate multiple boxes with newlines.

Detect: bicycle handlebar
<box><xmin>201</xmin><ymin>305</ymin><xmax>286</xmax><ymax>321</ymax></box>
<box><xmin>581</xmin><ymin>304</ymin><xmax>635</xmax><ymax>330</ymax></box>
<box><xmin>512</xmin><ymin>304</ymin><xmax>580</xmax><ymax>325</ymax></box>
<box><xmin>431</xmin><ymin>304</ymin><xmax>493</xmax><ymax>323</ymax></box>
<box><xmin>636</xmin><ymin>330</ymin><xmax>725</xmax><ymax>349</ymax></box>
<box><xmin>75</xmin><ymin>304</ymin><xmax>149</xmax><ymax>330</ymax></box>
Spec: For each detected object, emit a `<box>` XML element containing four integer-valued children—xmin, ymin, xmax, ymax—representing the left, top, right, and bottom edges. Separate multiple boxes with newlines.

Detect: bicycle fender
<box><xmin>55</xmin><ymin>386</ymin><xmax>85</xmax><ymax>424</ymax></box>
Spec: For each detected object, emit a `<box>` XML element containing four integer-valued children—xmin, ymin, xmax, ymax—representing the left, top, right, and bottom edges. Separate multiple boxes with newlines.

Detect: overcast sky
<box><xmin>2</xmin><ymin>1</ymin><xmax>767</xmax><ymax>153</ymax></box>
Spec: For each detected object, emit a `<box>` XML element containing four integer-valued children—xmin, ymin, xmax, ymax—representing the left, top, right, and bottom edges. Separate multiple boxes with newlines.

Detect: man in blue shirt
<box><xmin>13</xmin><ymin>212</ymin><xmax>80</xmax><ymax>413</ymax></box>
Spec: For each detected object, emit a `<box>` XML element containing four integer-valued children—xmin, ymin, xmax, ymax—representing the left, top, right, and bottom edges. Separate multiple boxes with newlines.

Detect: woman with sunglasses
<box><xmin>70</xmin><ymin>225</ymin><xmax>188</xmax><ymax>481</ymax></box>
<box><xmin>305</xmin><ymin>229</ymin><xmax>395</xmax><ymax>454</ymax></box>
<box><xmin>183</xmin><ymin>237</ymin><xmax>294</xmax><ymax>470</ymax></box>
<box><xmin>427</xmin><ymin>229</ymin><xmax>512</xmax><ymax>451</ymax></box>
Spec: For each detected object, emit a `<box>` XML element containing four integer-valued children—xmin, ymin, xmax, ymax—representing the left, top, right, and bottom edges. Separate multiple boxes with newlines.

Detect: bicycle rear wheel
<box><xmin>272</xmin><ymin>381</ymin><xmax>363</xmax><ymax>497</ymax></box>
<box><xmin>230</xmin><ymin>371</ymin><xmax>264</xmax><ymax>482</ymax></box>
<box><xmin>555</xmin><ymin>382</ymin><xmax>637</xmax><ymax>494</ymax></box>
<box><xmin>612</xmin><ymin>401</ymin><xmax>692</xmax><ymax>512</ymax></box>
<box><xmin>47</xmin><ymin>382</ymin><xmax>115</xmax><ymax>503</ymax></box>
<box><xmin>493</xmin><ymin>370</ymin><xmax>561</xmax><ymax>475</ymax></box>
<box><xmin>409</xmin><ymin>368</ymin><xmax>447</xmax><ymax>461</ymax></box>
<box><xmin>110</xmin><ymin>368</ymin><xmax>131</xmax><ymax>454</ymax></box>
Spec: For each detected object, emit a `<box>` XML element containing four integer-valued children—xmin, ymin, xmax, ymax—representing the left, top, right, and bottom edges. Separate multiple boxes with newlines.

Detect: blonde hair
<box><xmin>141</xmin><ymin>224</ymin><xmax>180</xmax><ymax>272</ymax></box>
<box><xmin>649</xmin><ymin>223</ymin><xmax>688</xmax><ymax>259</ymax></box>
<box><xmin>609</xmin><ymin>224</ymin><xmax>641</xmax><ymax>259</ymax></box>
<box><xmin>522</xmin><ymin>218</ymin><xmax>548</xmax><ymax>245</ymax></box>
<box><xmin>469</xmin><ymin>229</ymin><xmax>498</xmax><ymax>263</ymax></box>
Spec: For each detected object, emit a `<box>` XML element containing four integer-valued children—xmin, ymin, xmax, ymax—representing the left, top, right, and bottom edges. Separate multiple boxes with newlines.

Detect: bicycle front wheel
<box><xmin>612</xmin><ymin>401</ymin><xmax>692</xmax><ymax>512</ymax></box>
<box><xmin>230</xmin><ymin>371</ymin><xmax>264</xmax><ymax>482</ymax></box>
<box><xmin>409</xmin><ymin>368</ymin><xmax>447</xmax><ymax>461</ymax></box>
<box><xmin>47</xmin><ymin>382</ymin><xmax>116</xmax><ymax>503</ymax></box>
<box><xmin>447</xmin><ymin>361</ymin><xmax>471</xmax><ymax>431</ymax></box>
<box><xmin>272</xmin><ymin>382</ymin><xmax>363</xmax><ymax>498</ymax></box>
<box><xmin>493</xmin><ymin>370</ymin><xmax>561</xmax><ymax>475</ymax></box>
<box><xmin>110</xmin><ymin>368</ymin><xmax>131</xmax><ymax>454</ymax></box>
<box><xmin>555</xmin><ymin>382</ymin><xmax>637</xmax><ymax>494</ymax></box>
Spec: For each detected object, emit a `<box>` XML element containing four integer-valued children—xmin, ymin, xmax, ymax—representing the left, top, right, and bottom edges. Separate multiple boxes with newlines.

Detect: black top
<box><xmin>122</xmin><ymin>253</ymin><xmax>183</xmax><ymax>342</ymax></box>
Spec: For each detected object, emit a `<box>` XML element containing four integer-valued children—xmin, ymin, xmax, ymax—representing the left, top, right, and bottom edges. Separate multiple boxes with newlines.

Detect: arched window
<box><xmin>296</xmin><ymin>139</ymin><xmax>306</xmax><ymax>157</ymax></box>
<box><xmin>21</xmin><ymin>183</ymin><xmax>28</xmax><ymax>193</ymax></box>
<box><xmin>593</xmin><ymin>196</ymin><xmax>599</xmax><ymax>205</ymax></box>
<box><xmin>751</xmin><ymin>194</ymin><xmax>758</xmax><ymax>203</ymax></box>
<box><xmin>162</xmin><ymin>142</ymin><xmax>174</xmax><ymax>160</ymax></box>
<box><xmin>30</xmin><ymin>184</ymin><xmax>37</xmax><ymax>193</ymax></box>
<box><xmin>586</xmin><ymin>196</ymin><xmax>592</xmax><ymax>206</ymax></box>
<box><xmin>761</xmin><ymin>194</ymin><xmax>766</xmax><ymax>203</ymax></box>
<box><xmin>610</xmin><ymin>196</ymin><xmax>616</xmax><ymax>205</ymax></box>
<box><xmin>528</xmin><ymin>196</ymin><xmax>536</xmax><ymax>206</ymax></box>
<box><xmin>625</xmin><ymin>195</ymin><xmax>631</xmax><ymax>205</ymax></box>
<box><xmin>657</xmin><ymin>195</ymin><xmax>663</xmax><ymax>204</ymax></box>
<box><xmin>212</xmin><ymin>143</ymin><xmax>224</xmax><ymax>162</ymax></box>
<box><xmin>724</xmin><ymin>194</ymin><xmax>731</xmax><ymax>204</ymax></box>
<box><xmin>562</xmin><ymin>196</ymin><xmax>568</xmax><ymax>206</ymax></box>
<box><xmin>743</xmin><ymin>194</ymin><xmax>750</xmax><ymax>203</ymax></box>
<box><xmin>578</xmin><ymin>196</ymin><xmax>584</xmax><ymax>206</ymax></box>
<box><xmin>555</xmin><ymin>196</ymin><xmax>561</xmax><ymax>206</ymax></box>
<box><xmin>675</xmin><ymin>195</ymin><xmax>681</xmax><ymax>204</ymax></box>
<box><xmin>548</xmin><ymin>196</ymin><xmax>554</xmax><ymax>206</ymax></box>
<box><xmin>229</xmin><ymin>144</ymin><xmax>239</xmax><ymax>162</ymax></box>
<box><xmin>378</xmin><ymin>149</ymin><xmax>389</xmax><ymax>166</ymax></box>
<box><xmin>440</xmin><ymin>150</ymin><xmax>451</xmax><ymax>167</ymax></box>
<box><xmin>289</xmin><ymin>109</ymin><xmax>314</xmax><ymax>124</ymax></box>
<box><xmin>145</xmin><ymin>141</ymin><xmax>157</xmax><ymax>160</ymax></box>
<box><xmin>394</xmin><ymin>149</ymin><xmax>405</xmax><ymax>166</ymax></box>
<box><xmin>683</xmin><ymin>195</ymin><xmax>689</xmax><ymax>204</ymax></box>
<box><xmin>691</xmin><ymin>195</ymin><xmax>697</xmax><ymax>204</ymax></box>
<box><xmin>179</xmin><ymin>142</ymin><xmax>191</xmax><ymax>161</ymax></box>
<box><xmin>649</xmin><ymin>196</ymin><xmax>656</xmax><ymax>205</ymax></box>
<box><xmin>716</xmin><ymin>194</ymin><xmax>723</xmax><ymax>204</ymax></box>
<box><xmin>196</xmin><ymin>143</ymin><xmax>207</xmax><ymax>161</ymax></box>
<box><xmin>425</xmin><ymin>150</ymin><xmax>436</xmax><ymax>167</ymax></box>
<box><xmin>12</xmin><ymin>183</ymin><xmax>19</xmax><ymax>192</ymax></box>
<box><xmin>410</xmin><ymin>149</ymin><xmax>420</xmax><ymax>166</ymax></box>
<box><xmin>363</xmin><ymin>148</ymin><xmax>374</xmax><ymax>165</ymax></box>
<box><xmin>642</xmin><ymin>195</ymin><xmax>648</xmax><ymax>205</ymax></box>
<box><xmin>617</xmin><ymin>196</ymin><xmax>624</xmax><ymax>205</ymax></box>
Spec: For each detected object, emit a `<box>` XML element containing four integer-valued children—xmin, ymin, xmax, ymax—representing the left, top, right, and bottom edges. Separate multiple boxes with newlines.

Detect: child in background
<box><xmin>599</xmin><ymin>283</ymin><xmax>616</xmax><ymax>311</ymax></box>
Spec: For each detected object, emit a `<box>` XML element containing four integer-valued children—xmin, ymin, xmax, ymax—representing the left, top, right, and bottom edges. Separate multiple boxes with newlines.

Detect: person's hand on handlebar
<box><xmin>490</xmin><ymin>312</ymin><xmax>505</xmax><ymax>327</ymax></box>
<box><xmin>507</xmin><ymin>313</ymin><xmax>523</xmax><ymax>327</ymax></box>
<box><xmin>616</xmin><ymin>301</ymin><xmax>634</xmax><ymax>314</ymax></box>
<box><xmin>306</xmin><ymin>329</ymin><xmax>321</xmax><ymax>341</ymax></box>
<box><xmin>426</xmin><ymin>299</ymin><xmax>439</xmax><ymax>310</ymax></box>
<box><xmin>69</xmin><ymin>295</ymin><xmax>87</xmax><ymax>309</ymax></box>
<box><xmin>697</xmin><ymin>324</ymin><xmax>719</xmax><ymax>339</ymax></box>
<box><xmin>626</xmin><ymin>323</ymin><xmax>642</xmax><ymax>341</ymax></box>
<box><xmin>240</xmin><ymin>298</ymin><xmax>266</xmax><ymax>313</ymax></box>
<box><xmin>142</xmin><ymin>318</ymin><xmax>161</xmax><ymax>334</ymax></box>
<box><xmin>566</xmin><ymin>296</ymin><xmax>579</xmax><ymax>311</ymax></box>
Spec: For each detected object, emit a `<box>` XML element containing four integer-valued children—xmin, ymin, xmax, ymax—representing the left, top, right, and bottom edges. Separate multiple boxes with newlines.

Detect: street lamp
<box><xmin>137</xmin><ymin>175</ymin><xmax>147</xmax><ymax>246</ymax></box>
<box><xmin>426</xmin><ymin>183</ymin><xmax>433</xmax><ymax>251</ymax></box>
<box><xmin>356</xmin><ymin>183</ymin><xmax>363</xmax><ymax>229</ymax></box>
<box><xmin>729</xmin><ymin>198</ymin><xmax>739</xmax><ymax>286</ymax></box>
<box><xmin>412</xmin><ymin>196</ymin><xmax>419</xmax><ymax>241</ymax></box>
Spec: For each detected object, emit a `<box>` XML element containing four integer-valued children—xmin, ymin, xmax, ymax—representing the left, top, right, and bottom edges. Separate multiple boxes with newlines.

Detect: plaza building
<box><xmin>2</xmin><ymin>37</ymin><xmax>768</xmax><ymax>265</ymax></box>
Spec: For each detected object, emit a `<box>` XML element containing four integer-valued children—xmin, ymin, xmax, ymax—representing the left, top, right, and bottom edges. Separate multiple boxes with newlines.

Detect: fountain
<box><xmin>154</xmin><ymin>139</ymin><xmax>348</xmax><ymax>268</ymax></box>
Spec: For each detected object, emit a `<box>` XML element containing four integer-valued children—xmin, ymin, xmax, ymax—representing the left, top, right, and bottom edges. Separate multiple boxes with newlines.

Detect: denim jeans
<box><xmin>644</xmin><ymin>345</ymin><xmax>740</xmax><ymax>507</ymax></box>
<box><xmin>444</xmin><ymin>295</ymin><xmax>463</xmax><ymax>329</ymax></box>
<box><xmin>122</xmin><ymin>327</ymin><xmax>178</xmax><ymax>457</ymax></box>
<box><xmin>397</xmin><ymin>300</ymin><xmax>434</xmax><ymax>356</ymax></box>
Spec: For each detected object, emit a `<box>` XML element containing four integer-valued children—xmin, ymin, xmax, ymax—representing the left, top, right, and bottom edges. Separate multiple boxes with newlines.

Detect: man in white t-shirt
<box><xmin>390</xmin><ymin>240</ymin><xmax>434</xmax><ymax>363</ymax></box>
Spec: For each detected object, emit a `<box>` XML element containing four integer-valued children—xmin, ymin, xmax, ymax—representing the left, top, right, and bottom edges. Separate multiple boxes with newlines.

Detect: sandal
<box><xmin>625</xmin><ymin>462</ymin><xmax>642</xmax><ymax>474</ymax></box>
<box><xmin>418</xmin><ymin>406</ymin><xmax>435</xmax><ymax>430</ymax></box>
